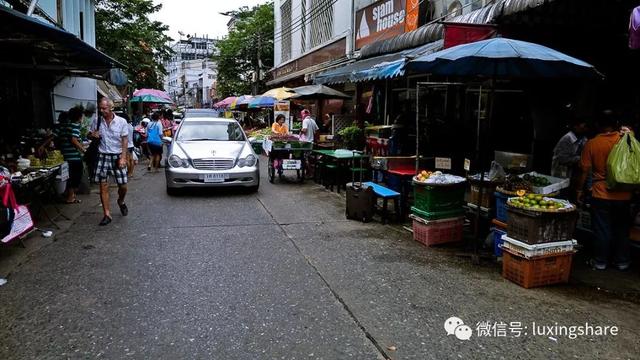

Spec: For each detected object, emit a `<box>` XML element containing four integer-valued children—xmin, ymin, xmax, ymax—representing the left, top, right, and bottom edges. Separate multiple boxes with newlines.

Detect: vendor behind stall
<box><xmin>551</xmin><ymin>116</ymin><xmax>587</xmax><ymax>179</ymax></box>
<box><xmin>271</xmin><ymin>114</ymin><xmax>289</xmax><ymax>135</ymax></box>
<box><xmin>54</xmin><ymin>105</ymin><xmax>86</xmax><ymax>204</ymax></box>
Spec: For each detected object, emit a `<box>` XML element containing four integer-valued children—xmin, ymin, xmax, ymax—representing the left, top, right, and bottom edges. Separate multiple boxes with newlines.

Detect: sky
<box><xmin>151</xmin><ymin>0</ymin><xmax>270</xmax><ymax>41</ymax></box>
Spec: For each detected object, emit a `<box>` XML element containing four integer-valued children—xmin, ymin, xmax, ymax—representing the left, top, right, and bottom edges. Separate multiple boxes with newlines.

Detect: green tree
<box><xmin>216</xmin><ymin>3</ymin><xmax>274</xmax><ymax>98</ymax></box>
<box><xmin>95</xmin><ymin>0</ymin><xmax>173</xmax><ymax>89</ymax></box>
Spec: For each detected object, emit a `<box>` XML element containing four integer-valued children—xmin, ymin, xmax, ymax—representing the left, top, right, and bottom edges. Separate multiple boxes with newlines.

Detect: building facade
<box><xmin>164</xmin><ymin>35</ymin><xmax>218</xmax><ymax>107</ymax></box>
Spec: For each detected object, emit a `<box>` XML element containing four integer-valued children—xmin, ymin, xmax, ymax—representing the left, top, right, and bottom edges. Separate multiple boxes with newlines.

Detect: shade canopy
<box><xmin>262</xmin><ymin>87</ymin><xmax>296</xmax><ymax>100</ymax></box>
<box><xmin>406</xmin><ymin>37</ymin><xmax>601</xmax><ymax>79</ymax></box>
<box><xmin>129</xmin><ymin>94</ymin><xmax>173</xmax><ymax>104</ymax></box>
<box><xmin>248</xmin><ymin>96</ymin><xmax>276</xmax><ymax>109</ymax></box>
<box><xmin>229</xmin><ymin>95</ymin><xmax>254</xmax><ymax>110</ymax></box>
<box><xmin>290</xmin><ymin>85</ymin><xmax>350</xmax><ymax>100</ymax></box>
<box><xmin>133</xmin><ymin>89</ymin><xmax>171</xmax><ymax>101</ymax></box>
<box><xmin>213</xmin><ymin>96</ymin><xmax>237</xmax><ymax>108</ymax></box>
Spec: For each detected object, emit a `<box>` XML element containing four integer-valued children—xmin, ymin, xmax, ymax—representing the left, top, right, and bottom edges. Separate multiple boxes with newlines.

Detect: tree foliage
<box><xmin>215</xmin><ymin>3</ymin><xmax>274</xmax><ymax>98</ymax></box>
<box><xmin>95</xmin><ymin>0</ymin><xmax>173</xmax><ymax>89</ymax></box>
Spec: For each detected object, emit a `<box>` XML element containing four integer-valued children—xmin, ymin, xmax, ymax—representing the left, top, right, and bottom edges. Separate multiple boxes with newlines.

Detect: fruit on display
<box><xmin>507</xmin><ymin>194</ymin><xmax>573</xmax><ymax>212</ymax></box>
<box><xmin>523</xmin><ymin>173</ymin><xmax>551</xmax><ymax>187</ymax></box>
<box><xmin>44</xmin><ymin>150</ymin><xmax>64</xmax><ymax>167</ymax></box>
<box><xmin>414</xmin><ymin>170</ymin><xmax>433</xmax><ymax>183</ymax></box>
<box><xmin>501</xmin><ymin>174</ymin><xmax>532</xmax><ymax>192</ymax></box>
<box><xmin>27</xmin><ymin>155</ymin><xmax>41</xmax><ymax>167</ymax></box>
<box><xmin>247</xmin><ymin>128</ymin><xmax>271</xmax><ymax>141</ymax></box>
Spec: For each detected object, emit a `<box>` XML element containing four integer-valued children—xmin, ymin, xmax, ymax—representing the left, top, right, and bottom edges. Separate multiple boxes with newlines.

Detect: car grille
<box><xmin>192</xmin><ymin>158</ymin><xmax>235</xmax><ymax>170</ymax></box>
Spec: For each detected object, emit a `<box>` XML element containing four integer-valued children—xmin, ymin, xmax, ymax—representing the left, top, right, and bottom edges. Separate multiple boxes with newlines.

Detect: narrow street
<box><xmin>0</xmin><ymin>161</ymin><xmax>639</xmax><ymax>359</ymax></box>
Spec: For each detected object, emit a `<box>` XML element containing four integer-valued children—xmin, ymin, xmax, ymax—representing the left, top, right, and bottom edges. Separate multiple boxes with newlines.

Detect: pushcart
<box><xmin>264</xmin><ymin>137</ymin><xmax>313</xmax><ymax>183</ymax></box>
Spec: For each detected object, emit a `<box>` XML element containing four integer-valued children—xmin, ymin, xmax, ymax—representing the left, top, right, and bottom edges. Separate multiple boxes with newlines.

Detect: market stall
<box><xmin>262</xmin><ymin>135</ymin><xmax>313</xmax><ymax>184</ymax></box>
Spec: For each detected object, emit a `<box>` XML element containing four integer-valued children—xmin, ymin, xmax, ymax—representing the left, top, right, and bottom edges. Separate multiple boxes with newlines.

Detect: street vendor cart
<box><xmin>263</xmin><ymin>135</ymin><xmax>313</xmax><ymax>183</ymax></box>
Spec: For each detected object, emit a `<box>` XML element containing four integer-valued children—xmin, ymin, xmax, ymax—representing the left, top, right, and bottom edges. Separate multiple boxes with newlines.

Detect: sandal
<box><xmin>99</xmin><ymin>215</ymin><xmax>112</xmax><ymax>226</ymax></box>
<box><xmin>118</xmin><ymin>201</ymin><xmax>128</xmax><ymax>216</ymax></box>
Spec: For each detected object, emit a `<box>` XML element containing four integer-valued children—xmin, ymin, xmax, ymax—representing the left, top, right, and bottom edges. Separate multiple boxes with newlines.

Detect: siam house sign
<box><xmin>355</xmin><ymin>0</ymin><xmax>407</xmax><ymax>49</ymax></box>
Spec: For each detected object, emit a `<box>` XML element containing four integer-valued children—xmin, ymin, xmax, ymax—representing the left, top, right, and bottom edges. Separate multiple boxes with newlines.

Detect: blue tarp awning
<box><xmin>313</xmin><ymin>40</ymin><xmax>443</xmax><ymax>85</ymax></box>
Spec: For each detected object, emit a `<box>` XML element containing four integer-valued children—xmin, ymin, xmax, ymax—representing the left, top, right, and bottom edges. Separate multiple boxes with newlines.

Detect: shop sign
<box><xmin>464</xmin><ymin>158</ymin><xmax>471</xmax><ymax>171</ymax></box>
<box><xmin>274</xmin><ymin>100</ymin><xmax>292</xmax><ymax>129</ymax></box>
<box><xmin>405</xmin><ymin>0</ymin><xmax>419</xmax><ymax>33</ymax></box>
<box><xmin>435</xmin><ymin>157</ymin><xmax>452</xmax><ymax>170</ymax></box>
<box><xmin>59</xmin><ymin>162</ymin><xmax>69</xmax><ymax>181</ymax></box>
<box><xmin>355</xmin><ymin>0</ymin><xmax>406</xmax><ymax>49</ymax></box>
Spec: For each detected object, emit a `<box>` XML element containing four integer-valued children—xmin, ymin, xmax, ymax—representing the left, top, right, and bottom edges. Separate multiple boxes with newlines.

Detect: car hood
<box><xmin>175</xmin><ymin>141</ymin><xmax>247</xmax><ymax>160</ymax></box>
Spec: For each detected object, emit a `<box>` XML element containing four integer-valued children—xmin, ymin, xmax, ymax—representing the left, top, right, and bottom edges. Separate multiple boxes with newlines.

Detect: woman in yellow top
<box><xmin>271</xmin><ymin>114</ymin><xmax>289</xmax><ymax>135</ymax></box>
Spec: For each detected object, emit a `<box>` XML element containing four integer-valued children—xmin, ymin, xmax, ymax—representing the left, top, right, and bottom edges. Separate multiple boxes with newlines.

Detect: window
<box><xmin>177</xmin><ymin>122</ymin><xmax>245</xmax><ymax>142</ymax></box>
<box><xmin>310</xmin><ymin>0</ymin><xmax>333</xmax><ymax>48</ymax></box>
<box><xmin>447</xmin><ymin>1</ymin><xmax>463</xmax><ymax>19</ymax></box>
<box><xmin>300</xmin><ymin>0</ymin><xmax>306</xmax><ymax>53</ymax></box>
<box><xmin>280</xmin><ymin>0</ymin><xmax>292</xmax><ymax>62</ymax></box>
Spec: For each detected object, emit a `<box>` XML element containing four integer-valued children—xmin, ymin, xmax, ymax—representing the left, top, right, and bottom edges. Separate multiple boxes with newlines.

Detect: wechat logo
<box><xmin>445</xmin><ymin>316</ymin><xmax>473</xmax><ymax>341</ymax></box>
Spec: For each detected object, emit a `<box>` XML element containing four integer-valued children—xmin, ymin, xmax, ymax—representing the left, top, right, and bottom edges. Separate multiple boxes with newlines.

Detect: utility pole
<box><xmin>253</xmin><ymin>33</ymin><xmax>261</xmax><ymax>96</ymax></box>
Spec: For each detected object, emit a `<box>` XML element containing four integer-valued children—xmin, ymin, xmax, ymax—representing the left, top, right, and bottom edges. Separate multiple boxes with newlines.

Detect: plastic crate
<box><xmin>413</xmin><ymin>182</ymin><xmax>466</xmax><ymax>212</ymax></box>
<box><xmin>502</xmin><ymin>249</ymin><xmax>574</xmax><ymax>288</ymax></box>
<box><xmin>506</xmin><ymin>207</ymin><xmax>577</xmax><ymax>244</ymax></box>
<box><xmin>251</xmin><ymin>141</ymin><xmax>263</xmax><ymax>154</ymax></box>
<box><xmin>494</xmin><ymin>191</ymin><xmax>509</xmax><ymax>222</ymax></box>
<box><xmin>411</xmin><ymin>215</ymin><xmax>464</xmax><ymax>246</ymax></box>
<box><xmin>411</xmin><ymin>206</ymin><xmax>465</xmax><ymax>221</ymax></box>
<box><xmin>493</xmin><ymin>227</ymin><xmax>506</xmax><ymax>257</ymax></box>
<box><xmin>466</xmin><ymin>184</ymin><xmax>495</xmax><ymax>209</ymax></box>
<box><xmin>501</xmin><ymin>235</ymin><xmax>577</xmax><ymax>259</ymax></box>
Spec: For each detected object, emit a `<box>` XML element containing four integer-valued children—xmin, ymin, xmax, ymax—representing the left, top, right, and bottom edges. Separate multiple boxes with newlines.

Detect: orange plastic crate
<box><xmin>411</xmin><ymin>216</ymin><xmax>464</xmax><ymax>246</ymax></box>
<box><xmin>502</xmin><ymin>249</ymin><xmax>574</xmax><ymax>288</ymax></box>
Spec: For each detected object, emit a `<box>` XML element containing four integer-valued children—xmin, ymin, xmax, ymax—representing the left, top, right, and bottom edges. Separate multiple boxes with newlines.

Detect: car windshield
<box><xmin>177</xmin><ymin>121</ymin><xmax>245</xmax><ymax>141</ymax></box>
<box><xmin>185</xmin><ymin>112</ymin><xmax>218</xmax><ymax>118</ymax></box>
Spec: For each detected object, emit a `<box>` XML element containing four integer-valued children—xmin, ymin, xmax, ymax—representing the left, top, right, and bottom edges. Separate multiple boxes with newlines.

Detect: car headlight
<box><xmin>237</xmin><ymin>154</ymin><xmax>257</xmax><ymax>168</ymax></box>
<box><xmin>168</xmin><ymin>155</ymin><xmax>189</xmax><ymax>168</ymax></box>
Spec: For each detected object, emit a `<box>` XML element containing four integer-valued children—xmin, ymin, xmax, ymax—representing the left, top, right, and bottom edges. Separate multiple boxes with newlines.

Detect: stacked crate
<box><xmin>501</xmin><ymin>205</ymin><xmax>578</xmax><ymax>288</ymax></box>
<box><xmin>410</xmin><ymin>181</ymin><xmax>466</xmax><ymax>246</ymax></box>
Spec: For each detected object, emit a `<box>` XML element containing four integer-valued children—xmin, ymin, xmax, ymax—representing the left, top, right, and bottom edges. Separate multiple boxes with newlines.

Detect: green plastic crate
<box><xmin>251</xmin><ymin>141</ymin><xmax>263</xmax><ymax>154</ymax></box>
<box><xmin>411</xmin><ymin>206</ymin><xmax>465</xmax><ymax>221</ymax></box>
<box><xmin>413</xmin><ymin>182</ymin><xmax>466</xmax><ymax>212</ymax></box>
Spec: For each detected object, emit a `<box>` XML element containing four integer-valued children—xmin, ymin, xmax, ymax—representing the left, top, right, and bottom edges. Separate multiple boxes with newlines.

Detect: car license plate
<box><xmin>282</xmin><ymin>159</ymin><xmax>301</xmax><ymax>170</ymax></box>
<box><xmin>204</xmin><ymin>173</ymin><xmax>227</xmax><ymax>183</ymax></box>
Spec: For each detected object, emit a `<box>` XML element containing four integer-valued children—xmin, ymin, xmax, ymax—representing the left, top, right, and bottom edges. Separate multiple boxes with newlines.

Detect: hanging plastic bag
<box><xmin>606</xmin><ymin>132</ymin><xmax>640</xmax><ymax>189</ymax></box>
<box><xmin>488</xmin><ymin>161</ymin><xmax>506</xmax><ymax>182</ymax></box>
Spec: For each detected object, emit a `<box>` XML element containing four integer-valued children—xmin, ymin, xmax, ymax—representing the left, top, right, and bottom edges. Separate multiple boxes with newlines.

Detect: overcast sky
<box><xmin>151</xmin><ymin>0</ymin><xmax>270</xmax><ymax>41</ymax></box>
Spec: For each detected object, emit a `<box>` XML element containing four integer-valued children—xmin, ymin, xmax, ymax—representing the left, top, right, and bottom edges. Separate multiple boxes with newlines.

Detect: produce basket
<box><xmin>410</xmin><ymin>215</ymin><xmax>464</xmax><ymax>246</ymax></box>
<box><xmin>411</xmin><ymin>206</ymin><xmax>465</xmax><ymax>221</ymax></box>
<box><xmin>506</xmin><ymin>206</ymin><xmax>577</xmax><ymax>244</ymax></box>
<box><xmin>501</xmin><ymin>235</ymin><xmax>577</xmax><ymax>259</ymax></box>
<box><xmin>413</xmin><ymin>181</ymin><xmax>466</xmax><ymax>213</ymax></box>
<box><xmin>502</xmin><ymin>249</ymin><xmax>575</xmax><ymax>288</ymax></box>
<box><xmin>519</xmin><ymin>172</ymin><xmax>569</xmax><ymax>195</ymax></box>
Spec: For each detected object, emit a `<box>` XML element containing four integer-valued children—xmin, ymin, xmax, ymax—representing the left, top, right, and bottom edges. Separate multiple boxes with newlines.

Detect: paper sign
<box><xmin>435</xmin><ymin>157</ymin><xmax>452</xmax><ymax>170</ymax></box>
<box><xmin>464</xmin><ymin>158</ymin><xmax>471</xmax><ymax>171</ymax></box>
<box><xmin>59</xmin><ymin>162</ymin><xmax>69</xmax><ymax>181</ymax></box>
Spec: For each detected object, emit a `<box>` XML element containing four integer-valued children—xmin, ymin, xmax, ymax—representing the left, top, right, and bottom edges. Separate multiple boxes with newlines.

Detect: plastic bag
<box><xmin>488</xmin><ymin>161</ymin><xmax>506</xmax><ymax>182</ymax></box>
<box><xmin>606</xmin><ymin>132</ymin><xmax>640</xmax><ymax>188</ymax></box>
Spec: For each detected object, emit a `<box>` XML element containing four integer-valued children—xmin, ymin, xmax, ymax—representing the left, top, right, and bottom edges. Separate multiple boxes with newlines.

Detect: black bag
<box><xmin>346</xmin><ymin>151</ymin><xmax>375</xmax><ymax>222</ymax></box>
<box><xmin>84</xmin><ymin>116</ymin><xmax>101</xmax><ymax>166</ymax></box>
<box><xmin>0</xmin><ymin>206</ymin><xmax>15</xmax><ymax>239</ymax></box>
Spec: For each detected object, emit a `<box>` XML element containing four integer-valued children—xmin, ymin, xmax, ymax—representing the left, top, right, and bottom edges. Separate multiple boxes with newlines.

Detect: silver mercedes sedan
<box><xmin>164</xmin><ymin>117</ymin><xmax>259</xmax><ymax>195</ymax></box>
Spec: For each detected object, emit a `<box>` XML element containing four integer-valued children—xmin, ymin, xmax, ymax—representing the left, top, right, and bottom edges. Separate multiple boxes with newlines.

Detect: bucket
<box><xmin>55</xmin><ymin>175</ymin><xmax>67</xmax><ymax>195</ymax></box>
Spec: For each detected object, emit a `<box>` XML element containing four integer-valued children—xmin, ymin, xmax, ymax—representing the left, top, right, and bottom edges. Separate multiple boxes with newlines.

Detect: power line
<box><xmin>273</xmin><ymin>0</ymin><xmax>339</xmax><ymax>39</ymax></box>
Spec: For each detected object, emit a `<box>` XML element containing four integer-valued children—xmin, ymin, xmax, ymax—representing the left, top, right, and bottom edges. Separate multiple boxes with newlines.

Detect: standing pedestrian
<box><xmin>91</xmin><ymin>98</ymin><xmax>129</xmax><ymax>226</ymax></box>
<box><xmin>55</xmin><ymin>105</ymin><xmax>86</xmax><ymax>204</ymax></box>
<box><xmin>126</xmin><ymin>116</ymin><xmax>136</xmax><ymax>178</ymax></box>
<box><xmin>147</xmin><ymin>112</ymin><xmax>164</xmax><ymax>172</ymax></box>
<box><xmin>300</xmin><ymin>109</ymin><xmax>318</xmax><ymax>143</ymax></box>
<box><xmin>577</xmin><ymin>110</ymin><xmax>632</xmax><ymax>270</ymax></box>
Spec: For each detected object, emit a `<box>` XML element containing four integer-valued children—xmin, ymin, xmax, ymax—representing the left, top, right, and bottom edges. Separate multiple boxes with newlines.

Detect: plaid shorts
<box><xmin>94</xmin><ymin>153</ymin><xmax>128</xmax><ymax>185</ymax></box>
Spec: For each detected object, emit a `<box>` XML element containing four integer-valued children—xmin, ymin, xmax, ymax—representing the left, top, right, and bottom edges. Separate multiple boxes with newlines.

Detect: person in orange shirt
<box><xmin>271</xmin><ymin>114</ymin><xmax>289</xmax><ymax>135</ymax></box>
<box><xmin>577</xmin><ymin>111</ymin><xmax>632</xmax><ymax>271</ymax></box>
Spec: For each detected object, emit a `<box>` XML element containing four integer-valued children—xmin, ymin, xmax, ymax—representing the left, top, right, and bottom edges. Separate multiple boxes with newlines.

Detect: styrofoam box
<box><xmin>520</xmin><ymin>171</ymin><xmax>570</xmax><ymax>195</ymax></box>
<box><xmin>501</xmin><ymin>234</ymin><xmax>577</xmax><ymax>259</ymax></box>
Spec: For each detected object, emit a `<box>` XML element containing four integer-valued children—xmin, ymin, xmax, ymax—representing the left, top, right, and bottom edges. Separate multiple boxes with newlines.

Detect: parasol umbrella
<box><xmin>214</xmin><ymin>96</ymin><xmax>237</xmax><ymax>108</ymax></box>
<box><xmin>132</xmin><ymin>88</ymin><xmax>172</xmax><ymax>101</ymax></box>
<box><xmin>406</xmin><ymin>37</ymin><xmax>602</xmax><ymax>79</ymax></box>
<box><xmin>290</xmin><ymin>85</ymin><xmax>350</xmax><ymax>100</ymax></box>
<box><xmin>262</xmin><ymin>87</ymin><xmax>296</xmax><ymax>100</ymax></box>
<box><xmin>248</xmin><ymin>95</ymin><xmax>276</xmax><ymax>109</ymax></box>
<box><xmin>406</xmin><ymin>37</ymin><xmax>601</xmax><ymax>262</ymax></box>
<box><xmin>129</xmin><ymin>94</ymin><xmax>173</xmax><ymax>104</ymax></box>
<box><xmin>229</xmin><ymin>95</ymin><xmax>254</xmax><ymax>110</ymax></box>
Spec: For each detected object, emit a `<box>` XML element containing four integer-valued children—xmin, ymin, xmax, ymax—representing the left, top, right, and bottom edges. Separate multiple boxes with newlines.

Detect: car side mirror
<box><xmin>248</xmin><ymin>137</ymin><xmax>256</xmax><ymax>142</ymax></box>
<box><xmin>162</xmin><ymin>136</ymin><xmax>173</xmax><ymax>143</ymax></box>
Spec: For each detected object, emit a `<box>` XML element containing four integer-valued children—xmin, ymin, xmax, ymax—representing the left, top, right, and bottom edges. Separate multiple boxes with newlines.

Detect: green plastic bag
<box><xmin>606</xmin><ymin>132</ymin><xmax>640</xmax><ymax>189</ymax></box>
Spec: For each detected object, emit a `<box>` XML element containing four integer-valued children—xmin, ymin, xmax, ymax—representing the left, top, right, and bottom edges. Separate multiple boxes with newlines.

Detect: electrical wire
<box><xmin>273</xmin><ymin>0</ymin><xmax>340</xmax><ymax>39</ymax></box>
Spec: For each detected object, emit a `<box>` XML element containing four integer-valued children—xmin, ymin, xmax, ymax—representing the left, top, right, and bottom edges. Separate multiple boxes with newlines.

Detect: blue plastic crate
<box><xmin>493</xmin><ymin>227</ymin><xmax>506</xmax><ymax>257</ymax></box>
<box><xmin>495</xmin><ymin>191</ymin><xmax>509</xmax><ymax>222</ymax></box>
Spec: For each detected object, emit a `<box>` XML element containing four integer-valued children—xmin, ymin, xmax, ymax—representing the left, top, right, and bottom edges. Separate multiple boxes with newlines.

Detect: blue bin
<box><xmin>495</xmin><ymin>191</ymin><xmax>509</xmax><ymax>222</ymax></box>
<box><xmin>493</xmin><ymin>227</ymin><xmax>506</xmax><ymax>257</ymax></box>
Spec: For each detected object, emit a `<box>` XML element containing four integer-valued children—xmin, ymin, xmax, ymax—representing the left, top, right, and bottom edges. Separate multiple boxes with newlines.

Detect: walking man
<box><xmin>91</xmin><ymin>98</ymin><xmax>129</xmax><ymax>226</ymax></box>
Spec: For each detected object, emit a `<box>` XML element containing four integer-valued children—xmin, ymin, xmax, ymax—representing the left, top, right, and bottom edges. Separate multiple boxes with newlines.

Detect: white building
<box><xmin>164</xmin><ymin>35</ymin><xmax>217</xmax><ymax>106</ymax></box>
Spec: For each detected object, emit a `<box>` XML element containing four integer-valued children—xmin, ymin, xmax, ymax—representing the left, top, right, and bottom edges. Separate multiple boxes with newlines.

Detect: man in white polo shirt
<box><xmin>90</xmin><ymin>98</ymin><xmax>129</xmax><ymax>226</ymax></box>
